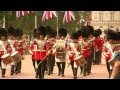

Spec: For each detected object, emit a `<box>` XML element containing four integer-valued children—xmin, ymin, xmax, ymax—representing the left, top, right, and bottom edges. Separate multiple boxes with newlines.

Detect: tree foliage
<box><xmin>0</xmin><ymin>11</ymin><xmax>90</xmax><ymax>35</ymax></box>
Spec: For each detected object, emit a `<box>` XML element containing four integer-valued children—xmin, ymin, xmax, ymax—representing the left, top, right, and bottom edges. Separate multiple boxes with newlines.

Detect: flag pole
<box><xmin>3</xmin><ymin>16</ymin><xmax>5</xmax><ymax>28</ymax></box>
<box><xmin>35</xmin><ymin>13</ymin><xmax>37</xmax><ymax>28</ymax></box>
<box><xmin>56</xmin><ymin>13</ymin><xmax>59</xmax><ymax>37</ymax></box>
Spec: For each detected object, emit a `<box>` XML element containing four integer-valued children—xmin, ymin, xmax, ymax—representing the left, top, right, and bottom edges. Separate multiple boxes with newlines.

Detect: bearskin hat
<box><xmin>51</xmin><ymin>29</ymin><xmax>57</xmax><ymax>38</ymax></box>
<box><xmin>36</xmin><ymin>26</ymin><xmax>46</xmax><ymax>37</ymax></box>
<box><xmin>8</xmin><ymin>26</ymin><xmax>16</xmax><ymax>36</ymax></box>
<box><xmin>86</xmin><ymin>25</ymin><xmax>94</xmax><ymax>35</ymax></box>
<box><xmin>81</xmin><ymin>26</ymin><xmax>91</xmax><ymax>38</ymax></box>
<box><xmin>106</xmin><ymin>29</ymin><xmax>119</xmax><ymax>41</ymax></box>
<box><xmin>46</xmin><ymin>26</ymin><xmax>53</xmax><ymax>38</ymax></box>
<box><xmin>33</xmin><ymin>28</ymin><xmax>38</xmax><ymax>38</ymax></box>
<box><xmin>0</xmin><ymin>28</ymin><xmax>8</xmax><ymax>39</ymax></box>
<box><xmin>93</xmin><ymin>30</ymin><xmax>100</xmax><ymax>37</ymax></box>
<box><xmin>71</xmin><ymin>30</ymin><xmax>80</xmax><ymax>39</ymax></box>
<box><xmin>119</xmin><ymin>32</ymin><xmax>120</xmax><ymax>39</ymax></box>
<box><xmin>97</xmin><ymin>29</ymin><xmax>102</xmax><ymax>35</ymax></box>
<box><xmin>15</xmin><ymin>28</ymin><xmax>23</xmax><ymax>38</ymax></box>
<box><xmin>58</xmin><ymin>28</ymin><xmax>67</xmax><ymax>37</ymax></box>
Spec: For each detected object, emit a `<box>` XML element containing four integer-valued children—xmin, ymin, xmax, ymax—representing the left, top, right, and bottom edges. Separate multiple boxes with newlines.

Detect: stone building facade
<box><xmin>91</xmin><ymin>11</ymin><xmax>120</xmax><ymax>32</ymax></box>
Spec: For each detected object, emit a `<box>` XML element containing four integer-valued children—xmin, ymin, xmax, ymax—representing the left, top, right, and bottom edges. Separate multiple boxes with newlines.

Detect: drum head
<box><xmin>1</xmin><ymin>53</ymin><xmax>10</xmax><ymax>58</ymax></box>
<box><xmin>33</xmin><ymin>50</ymin><xmax>40</xmax><ymax>51</ymax></box>
<box><xmin>11</xmin><ymin>51</ymin><xmax>18</xmax><ymax>57</ymax></box>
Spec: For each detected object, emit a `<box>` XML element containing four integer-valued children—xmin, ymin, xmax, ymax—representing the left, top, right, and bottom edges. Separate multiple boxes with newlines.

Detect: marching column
<box><xmin>80</xmin><ymin>26</ymin><xmax>92</xmax><ymax>76</ymax></box>
<box><xmin>29</xmin><ymin>28</ymin><xmax>39</xmax><ymax>78</ymax></box>
<box><xmin>52</xmin><ymin>28</ymin><xmax>68</xmax><ymax>77</ymax></box>
<box><xmin>14</xmin><ymin>28</ymin><xmax>24</xmax><ymax>74</ymax></box>
<box><xmin>67</xmin><ymin>30</ymin><xmax>81</xmax><ymax>79</ymax></box>
<box><xmin>0</xmin><ymin>28</ymin><xmax>13</xmax><ymax>77</ymax></box>
<box><xmin>7</xmin><ymin>27</ymin><xmax>17</xmax><ymax>75</ymax></box>
<box><xmin>34</xmin><ymin>26</ymin><xmax>47</xmax><ymax>79</ymax></box>
<box><xmin>46</xmin><ymin>26</ymin><xmax>56</xmax><ymax>75</ymax></box>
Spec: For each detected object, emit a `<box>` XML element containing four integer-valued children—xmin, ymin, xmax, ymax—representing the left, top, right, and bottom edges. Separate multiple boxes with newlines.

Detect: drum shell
<box><xmin>74</xmin><ymin>55</ymin><xmax>86</xmax><ymax>66</ymax></box>
<box><xmin>33</xmin><ymin>51</ymin><xmax>46</xmax><ymax>60</ymax></box>
<box><xmin>11</xmin><ymin>52</ymin><xmax>22</xmax><ymax>62</ymax></box>
<box><xmin>2</xmin><ymin>55</ymin><xmax>12</xmax><ymax>65</ymax></box>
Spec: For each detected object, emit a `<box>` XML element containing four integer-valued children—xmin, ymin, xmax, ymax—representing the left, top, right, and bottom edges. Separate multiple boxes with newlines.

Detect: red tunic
<box><xmin>29</xmin><ymin>39</ymin><xmax>47</xmax><ymax>61</ymax></box>
<box><xmin>80</xmin><ymin>41</ymin><xmax>91</xmax><ymax>59</ymax></box>
<box><xmin>94</xmin><ymin>37</ymin><xmax>104</xmax><ymax>52</ymax></box>
<box><xmin>29</xmin><ymin>39</ymin><xmax>38</xmax><ymax>60</ymax></box>
<box><xmin>103</xmin><ymin>42</ymin><xmax>112</xmax><ymax>61</ymax></box>
<box><xmin>104</xmin><ymin>46</ymin><xmax>111</xmax><ymax>61</ymax></box>
<box><xmin>15</xmin><ymin>40</ymin><xmax>24</xmax><ymax>55</ymax></box>
<box><xmin>67</xmin><ymin>41</ymin><xmax>80</xmax><ymax>61</ymax></box>
<box><xmin>0</xmin><ymin>43</ymin><xmax>4</xmax><ymax>57</ymax></box>
<box><xmin>46</xmin><ymin>38</ymin><xmax>55</xmax><ymax>56</ymax></box>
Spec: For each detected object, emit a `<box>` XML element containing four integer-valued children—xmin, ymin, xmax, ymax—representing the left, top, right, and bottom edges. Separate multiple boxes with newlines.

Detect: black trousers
<box><xmin>70</xmin><ymin>61</ymin><xmax>78</xmax><ymax>77</ymax></box>
<box><xmin>32</xmin><ymin>59</ymin><xmax>36</xmax><ymax>69</ymax></box>
<box><xmin>36</xmin><ymin>60</ymin><xmax>47</xmax><ymax>79</ymax></box>
<box><xmin>94</xmin><ymin>51</ymin><xmax>102</xmax><ymax>64</ymax></box>
<box><xmin>83</xmin><ymin>56</ymin><xmax>91</xmax><ymax>75</ymax></box>
<box><xmin>15</xmin><ymin>60</ymin><xmax>22</xmax><ymax>73</ymax></box>
<box><xmin>47</xmin><ymin>54</ymin><xmax>55</xmax><ymax>73</ymax></box>
<box><xmin>80</xmin><ymin>66</ymin><xmax>83</xmax><ymax>74</ymax></box>
<box><xmin>56</xmin><ymin>62</ymin><xmax>66</xmax><ymax>75</ymax></box>
<box><xmin>87</xmin><ymin>55</ymin><xmax>93</xmax><ymax>74</ymax></box>
<box><xmin>106</xmin><ymin>61</ymin><xmax>112</xmax><ymax>78</ymax></box>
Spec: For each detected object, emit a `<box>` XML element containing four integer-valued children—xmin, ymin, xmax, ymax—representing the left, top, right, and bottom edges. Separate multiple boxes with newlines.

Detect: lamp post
<box><xmin>0</xmin><ymin>21</ymin><xmax>3</xmax><ymax>28</ymax></box>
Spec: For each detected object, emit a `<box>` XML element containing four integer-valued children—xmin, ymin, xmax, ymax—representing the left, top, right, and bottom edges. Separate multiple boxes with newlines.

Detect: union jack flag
<box><xmin>63</xmin><ymin>11</ymin><xmax>75</xmax><ymax>24</ymax></box>
<box><xmin>16</xmin><ymin>11</ymin><xmax>29</xmax><ymax>18</ymax></box>
<box><xmin>42</xmin><ymin>11</ymin><xmax>57</xmax><ymax>22</ymax></box>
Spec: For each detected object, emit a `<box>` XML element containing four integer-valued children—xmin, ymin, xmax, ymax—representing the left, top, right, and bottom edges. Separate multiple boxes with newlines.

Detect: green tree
<box><xmin>0</xmin><ymin>11</ymin><xmax>90</xmax><ymax>35</ymax></box>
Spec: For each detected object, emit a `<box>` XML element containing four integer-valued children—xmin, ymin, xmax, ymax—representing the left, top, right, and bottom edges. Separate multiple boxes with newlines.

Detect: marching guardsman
<box><xmin>106</xmin><ymin>30</ymin><xmax>120</xmax><ymax>79</ymax></box>
<box><xmin>97</xmin><ymin>29</ymin><xmax>105</xmax><ymax>63</ymax></box>
<box><xmin>14</xmin><ymin>28</ymin><xmax>24</xmax><ymax>74</ymax></box>
<box><xmin>22</xmin><ymin>34</ymin><xmax>30</xmax><ymax>55</ymax></box>
<box><xmin>33</xmin><ymin>26</ymin><xmax>47</xmax><ymax>79</ymax></box>
<box><xmin>7</xmin><ymin>27</ymin><xmax>17</xmax><ymax>75</ymax></box>
<box><xmin>67</xmin><ymin>30</ymin><xmax>81</xmax><ymax>79</ymax></box>
<box><xmin>0</xmin><ymin>28</ymin><xmax>13</xmax><ymax>77</ymax></box>
<box><xmin>86</xmin><ymin>25</ymin><xmax>94</xmax><ymax>75</ymax></box>
<box><xmin>102</xmin><ymin>39</ymin><xmax>112</xmax><ymax>78</ymax></box>
<box><xmin>46</xmin><ymin>26</ymin><xmax>57</xmax><ymax>75</ymax></box>
<box><xmin>80</xmin><ymin>26</ymin><xmax>92</xmax><ymax>76</ymax></box>
<box><xmin>93</xmin><ymin>29</ymin><xmax>104</xmax><ymax>65</ymax></box>
<box><xmin>52</xmin><ymin>28</ymin><xmax>68</xmax><ymax>77</ymax></box>
<box><xmin>29</xmin><ymin>28</ymin><xmax>39</xmax><ymax>78</ymax></box>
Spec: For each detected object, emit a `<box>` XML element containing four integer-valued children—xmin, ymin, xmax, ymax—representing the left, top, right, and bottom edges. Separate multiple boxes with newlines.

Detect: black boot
<box><xmin>35</xmin><ymin>68</ymin><xmax>39</xmax><ymax>78</ymax></box>
<box><xmin>11</xmin><ymin>65</ymin><xmax>14</xmax><ymax>75</ymax></box>
<box><xmin>18</xmin><ymin>61</ymin><xmax>22</xmax><ymax>73</ymax></box>
<box><xmin>2</xmin><ymin>69</ymin><xmax>6</xmax><ymax>77</ymax></box>
<box><xmin>73</xmin><ymin>76</ymin><xmax>77</xmax><ymax>79</ymax></box>
<box><xmin>47</xmin><ymin>70</ymin><xmax>51</xmax><ymax>75</ymax></box>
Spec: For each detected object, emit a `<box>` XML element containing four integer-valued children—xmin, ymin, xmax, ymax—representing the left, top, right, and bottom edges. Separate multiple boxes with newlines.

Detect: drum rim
<box><xmin>74</xmin><ymin>55</ymin><xmax>83</xmax><ymax>60</ymax></box>
<box><xmin>1</xmin><ymin>53</ymin><xmax>10</xmax><ymax>58</ymax></box>
<box><xmin>11</xmin><ymin>51</ymin><xmax>18</xmax><ymax>56</ymax></box>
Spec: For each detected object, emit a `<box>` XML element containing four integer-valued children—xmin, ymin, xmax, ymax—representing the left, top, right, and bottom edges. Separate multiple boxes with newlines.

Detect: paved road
<box><xmin>0</xmin><ymin>55</ymin><xmax>109</xmax><ymax>79</ymax></box>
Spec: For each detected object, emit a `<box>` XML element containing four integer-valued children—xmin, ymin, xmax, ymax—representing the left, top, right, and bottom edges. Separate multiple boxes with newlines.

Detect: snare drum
<box><xmin>1</xmin><ymin>53</ymin><xmax>12</xmax><ymax>65</ymax></box>
<box><xmin>74</xmin><ymin>55</ymin><xmax>86</xmax><ymax>66</ymax></box>
<box><xmin>11</xmin><ymin>51</ymin><xmax>21</xmax><ymax>62</ymax></box>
